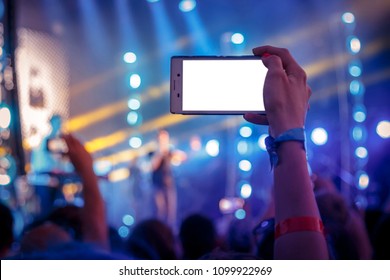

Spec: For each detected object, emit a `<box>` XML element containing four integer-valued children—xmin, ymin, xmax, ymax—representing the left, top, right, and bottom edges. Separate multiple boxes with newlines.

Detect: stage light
<box><xmin>93</xmin><ymin>160</ymin><xmax>112</xmax><ymax>176</ymax></box>
<box><xmin>353</xmin><ymin>106</ymin><xmax>366</xmax><ymax>123</ymax></box>
<box><xmin>237</xmin><ymin>140</ymin><xmax>248</xmax><ymax>155</ymax></box>
<box><xmin>231</xmin><ymin>33</ymin><xmax>244</xmax><ymax>45</ymax></box>
<box><xmin>355</xmin><ymin>147</ymin><xmax>368</xmax><ymax>159</ymax></box>
<box><xmin>357</xmin><ymin>171</ymin><xmax>369</xmax><ymax>190</ymax></box>
<box><xmin>376</xmin><ymin>120</ymin><xmax>390</xmax><ymax>139</ymax></box>
<box><xmin>348</xmin><ymin>36</ymin><xmax>361</xmax><ymax>54</ymax></box>
<box><xmin>342</xmin><ymin>12</ymin><xmax>355</xmax><ymax>24</ymax></box>
<box><xmin>0</xmin><ymin>174</ymin><xmax>11</xmax><ymax>186</ymax></box>
<box><xmin>205</xmin><ymin>139</ymin><xmax>219</xmax><ymax>157</ymax></box>
<box><xmin>0</xmin><ymin>105</ymin><xmax>11</xmax><ymax>129</ymax></box>
<box><xmin>240</xmin><ymin>183</ymin><xmax>252</xmax><ymax>199</ymax></box>
<box><xmin>108</xmin><ymin>167</ymin><xmax>130</xmax><ymax>182</ymax></box>
<box><xmin>349</xmin><ymin>80</ymin><xmax>364</xmax><ymax>96</ymax></box>
<box><xmin>147</xmin><ymin>0</ymin><xmax>160</xmax><ymax>3</ymax></box>
<box><xmin>348</xmin><ymin>61</ymin><xmax>362</xmax><ymax>77</ymax></box>
<box><xmin>310</xmin><ymin>127</ymin><xmax>328</xmax><ymax>146</ymax></box>
<box><xmin>122</xmin><ymin>214</ymin><xmax>135</xmax><ymax>226</ymax></box>
<box><xmin>234</xmin><ymin>209</ymin><xmax>246</xmax><ymax>220</ymax></box>
<box><xmin>128</xmin><ymin>98</ymin><xmax>141</xmax><ymax>110</ymax></box>
<box><xmin>239</xmin><ymin>126</ymin><xmax>252</xmax><ymax>138</ymax></box>
<box><xmin>118</xmin><ymin>226</ymin><xmax>130</xmax><ymax>238</ymax></box>
<box><xmin>219</xmin><ymin>197</ymin><xmax>244</xmax><ymax>214</ymax></box>
<box><xmin>258</xmin><ymin>134</ymin><xmax>267</xmax><ymax>151</ymax></box>
<box><xmin>190</xmin><ymin>136</ymin><xmax>202</xmax><ymax>151</ymax></box>
<box><xmin>129</xmin><ymin>136</ymin><xmax>142</xmax><ymax>148</ymax></box>
<box><xmin>127</xmin><ymin>111</ymin><xmax>139</xmax><ymax>125</ymax></box>
<box><xmin>239</xmin><ymin>160</ymin><xmax>252</xmax><ymax>172</ymax></box>
<box><xmin>123</xmin><ymin>52</ymin><xmax>137</xmax><ymax>64</ymax></box>
<box><xmin>179</xmin><ymin>0</ymin><xmax>196</xmax><ymax>13</ymax></box>
<box><xmin>352</xmin><ymin>126</ymin><xmax>366</xmax><ymax>142</ymax></box>
<box><xmin>129</xmin><ymin>74</ymin><xmax>141</xmax><ymax>89</ymax></box>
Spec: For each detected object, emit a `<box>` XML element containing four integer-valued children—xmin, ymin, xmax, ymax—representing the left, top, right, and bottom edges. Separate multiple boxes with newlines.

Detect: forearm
<box><xmin>80</xmin><ymin>171</ymin><xmax>109</xmax><ymax>250</ymax></box>
<box><xmin>273</xmin><ymin>141</ymin><xmax>328</xmax><ymax>259</ymax></box>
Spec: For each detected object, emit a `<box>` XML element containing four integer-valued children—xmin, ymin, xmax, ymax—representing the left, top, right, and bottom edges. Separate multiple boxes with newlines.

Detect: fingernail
<box><xmin>262</xmin><ymin>52</ymin><xmax>271</xmax><ymax>58</ymax></box>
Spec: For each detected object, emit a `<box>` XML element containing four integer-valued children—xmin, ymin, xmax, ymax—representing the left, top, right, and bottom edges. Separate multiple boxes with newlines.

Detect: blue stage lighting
<box><xmin>0</xmin><ymin>105</ymin><xmax>11</xmax><ymax>129</ymax></box>
<box><xmin>310</xmin><ymin>127</ymin><xmax>328</xmax><ymax>146</ymax></box>
<box><xmin>353</xmin><ymin>105</ymin><xmax>366</xmax><ymax>123</ymax></box>
<box><xmin>118</xmin><ymin>226</ymin><xmax>130</xmax><ymax>238</ymax></box>
<box><xmin>123</xmin><ymin>52</ymin><xmax>137</xmax><ymax>64</ymax></box>
<box><xmin>122</xmin><ymin>214</ymin><xmax>135</xmax><ymax>226</ymax></box>
<box><xmin>231</xmin><ymin>33</ymin><xmax>245</xmax><ymax>45</ymax></box>
<box><xmin>240</xmin><ymin>183</ymin><xmax>252</xmax><ymax>199</ymax></box>
<box><xmin>342</xmin><ymin>12</ymin><xmax>355</xmax><ymax>24</ymax></box>
<box><xmin>348</xmin><ymin>36</ymin><xmax>361</xmax><ymax>54</ymax></box>
<box><xmin>357</xmin><ymin>171</ymin><xmax>369</xmax><ymax>190</ymax></box>
<box><xmin>376</xmin><ymin>120</ymin><xmax>390</xmax><ymax>139</ymax></box>
<box><xmin>129</xmin><ymin>136</ymin><xmax>142</xmax><ymax>148</ymax></box>
<box><xmin>355</xmin><ymin>147</ymin><xmax>368</xmax><ymax>159</ymax></box>
<box><xmin>348</xmin><ymin>61</ymin><xmax>362</xmax><ymax>77</ymax></box>
<box><xmin>237</xmin><ymin>140</ymin><xmax>248</xmax><ymax>155</ymax></box>
<box><xmin>205</xmin><ymin>139</ymin><xmax>219</xmax><ymax>157</ymax></box>
<box><xmin>352</xmin><ymin>126</ymin><xmax>367</xmax><ymax>142</ymax></box>
<box><xmin>349</xmin><ymin>80</ymin><xmax>364</xmax><ymax>96</ymax></box>
<box><xmin>234</xmin><ymin>209</ymin><xmax>246</xmax><ymax>220</ymax></box>
<box><xmin>258</xmin><ymin>134</ymin><xmax>267</xmax><ymax>151</ymax></box>
<box><xmin>128</xmin><ymin>98</ymin><xmax>141</xmax><ymax>110</ymax></box>
<box><xmin>239</xmin><ymin>126</ymin><xmax>252</xmax><ymax>138</ymax></box>
<box><xmin>129</xmin><ymin>74</ymin><xmax>141</xmax><ymax>89</ymax></box>
<box><xmin>239</xmin><ymin>160</ymin><xmax>252</xmax><ymax>172</ymax></box>
<box><xmin>179</xmin><ymin>0</ymin><xmax>196</xmax><ymax>12</ymax></box>
<box><xmin>127</xmin><ymin>111</ymin><xmax>139</xmax><ymax>125</ymax></box>
<box><xmin>147</xmin><ymin>0</ymin><xmax>160</xmax><ymax>2</ymax></box>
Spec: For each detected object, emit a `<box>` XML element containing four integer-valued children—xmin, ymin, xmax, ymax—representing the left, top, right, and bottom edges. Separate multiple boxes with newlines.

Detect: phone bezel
<box><xmin>170</xmin><ymin>55</ymin><xmax>266</xmax><ymax>115</ymax></box>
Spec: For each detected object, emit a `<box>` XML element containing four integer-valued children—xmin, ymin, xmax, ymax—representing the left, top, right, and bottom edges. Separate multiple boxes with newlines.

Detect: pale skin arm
<box><xmin>63</xmin><ymin>134</ymin><xmax>109</xmax><ymax>250</ymax></box>
<box><xmin>245</xmin><ymin>46</ymin><xmax>328</xmax><ymax>259</ymax></box>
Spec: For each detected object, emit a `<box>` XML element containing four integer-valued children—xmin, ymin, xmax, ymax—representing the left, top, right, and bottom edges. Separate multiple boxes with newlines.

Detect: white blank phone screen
<box><xmin>182</xmin><ymin>59</ymin><xmax>267</xmax><ymax>111</ymax></box>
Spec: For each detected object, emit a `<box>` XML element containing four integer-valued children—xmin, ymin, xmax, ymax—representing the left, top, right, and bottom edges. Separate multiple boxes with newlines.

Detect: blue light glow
<box><xmin>239</xmin><ymin>160</ymin><xmax>252</xmax><ymax>172</ymax></box>
<box><xmin>179</xmin><ymin>0</ymin><xmax>196</xmax><ymax>12</ymax></box>
<box><xmin>239</xmin><ymin>126</ymin><xmax>252</xmax><ymax>138</ymax></box>
<box><xmin>231</xmin><ymin>33</ymin><xmax>245</xmax><ymax>45</ymax></box>
<box><xmin>128</xmin><ymin>98</ymin><xmax>141</xmax><ymax>110</ymax></box>
<box><xmin>118</xmin><ymin>226</ymin><xmax>130</xmax><ymax>238</ymax></box>
<box><xmin>352</xmin><ymin>126</ymin><xmax>366</xmax><ymax>142</ymax></box>
<box><xmin>127</xmin><ymin>111</ymin><xmax>139</xmax><ymax>125</ymax></box>
<box><xmin>240</xmin><ymin>183</ymin><xmax>252</xmax><ymax>199</ymax></box>
<box><xmin>234</xmin><ymin>209</ymin><xmax>246</xmax><ymax>220</ymax></box>
<box><xmin>376</xmin><ymin>121</ymin><xmax>390</xmax><ymax>139</ymax></box>
<box><xmin>349</xmin><ymin>60</ymin><xmax>362</xmax><ymax>77</ymax></box>
<box><xmin>353</xmin><ymin>106</ymin><xmax>366</xmax><ymax>123</ymax></box>
<box><xmin>0</xmin><ymin>105</ymin><xmax>11</xmax><ymax>129</ymax></box>
<box><xmin>237</xmin><ymin>140</ymin><xmax>248</xmax><ymax>155</ymax></box>
<box><xmin>348</xmin><ymin>36</ymin><xmax>361</xmax><ymax>54</ymax></box>
<box><xmin>123</xmin><ymin>52</ymin><xmax>137</xmax><ymax>63</ymax></box>
<box><xmin>310</xmin><ymin>127</ymin><xmax>328</xmax><ymax>146</ymax></box>
<box><xmin>342</xmin><ymin>12</ymin><xmax>355</xmax><ymax>24</ymax></box>
<box><xmin>122</xmin><ymin>214</ymin><xmax>135</xmax><ymax>226</ymax></box>
<box><xmin>129</xmin><ymin>136</ymin><xmax>142</xmax><ymax>148</ymax></box>
<box><xmin>357</xmin><ymin>171</ymin><xmax>369</xmax><ymax>190</ymax></box>
<box><xmin>129</xmin><ymin>74</ymin><xmax>141</xmax><ymax>89</ymax></box>
<box><xmin>355</xmin><ymin>147</ymin><xmax>368</xmax><ymax>159</ymax></box>
<box><xmin>349</xmin><ymin>80</ymin><xmax>364</xmax><ymax>96</ymax></box>
<box><xmin>258</xmin><ymin>134</ymin><xmax>267</xmax><ymax>151</ymax></box>
<box><xmin>205</xmin><ymin>140</ymin><xmax>219</xmax><ymax>157</ymax></box>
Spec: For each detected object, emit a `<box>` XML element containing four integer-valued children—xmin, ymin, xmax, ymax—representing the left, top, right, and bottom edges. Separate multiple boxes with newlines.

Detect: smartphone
<box><xmin>170</xmin><ymin>56</ymin><xmax>268</xmax><ymax>114</ymax></box>
<box><xmin>47</xmin><ymin>137</ymin><xmax>69</xmax><ymax>154</ymax></box>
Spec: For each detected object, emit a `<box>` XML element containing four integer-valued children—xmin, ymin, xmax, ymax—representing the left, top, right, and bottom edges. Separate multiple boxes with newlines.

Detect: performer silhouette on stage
<box><xmin>150</xmin><ymin>130</ymin><xmax>177</xmax><ymax>230</ymax></box>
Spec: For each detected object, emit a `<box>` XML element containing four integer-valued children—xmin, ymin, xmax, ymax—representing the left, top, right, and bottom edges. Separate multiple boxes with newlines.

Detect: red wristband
<box><xmin>275</xmin><ymin>216</ymin><xmax>324</xmax><ymax>239</ymax></box>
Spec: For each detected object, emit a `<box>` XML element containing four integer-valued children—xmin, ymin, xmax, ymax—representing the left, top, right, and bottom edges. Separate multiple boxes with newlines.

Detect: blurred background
<box><xmin>0</xmin><ymin>0</ymin><xmax>389</xmax><ymax>238</ymax></box>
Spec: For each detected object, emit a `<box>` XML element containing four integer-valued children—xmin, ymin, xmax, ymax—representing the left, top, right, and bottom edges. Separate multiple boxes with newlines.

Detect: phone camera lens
<box><xmin>177</xmin><ymin>73</ymin><xmax>180</xmax><ymax>77</ymax></box>
<box><xmin>177</xmin><ymin>93</ymin><xmax>180</xmax><ymax>97</ymax></box>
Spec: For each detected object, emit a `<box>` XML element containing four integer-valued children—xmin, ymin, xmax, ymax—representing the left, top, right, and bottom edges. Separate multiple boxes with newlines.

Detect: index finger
<box><xmin>253</xmin><ymin>45</ymin><xmax>303</xmax><ymax>76</ymax></box>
